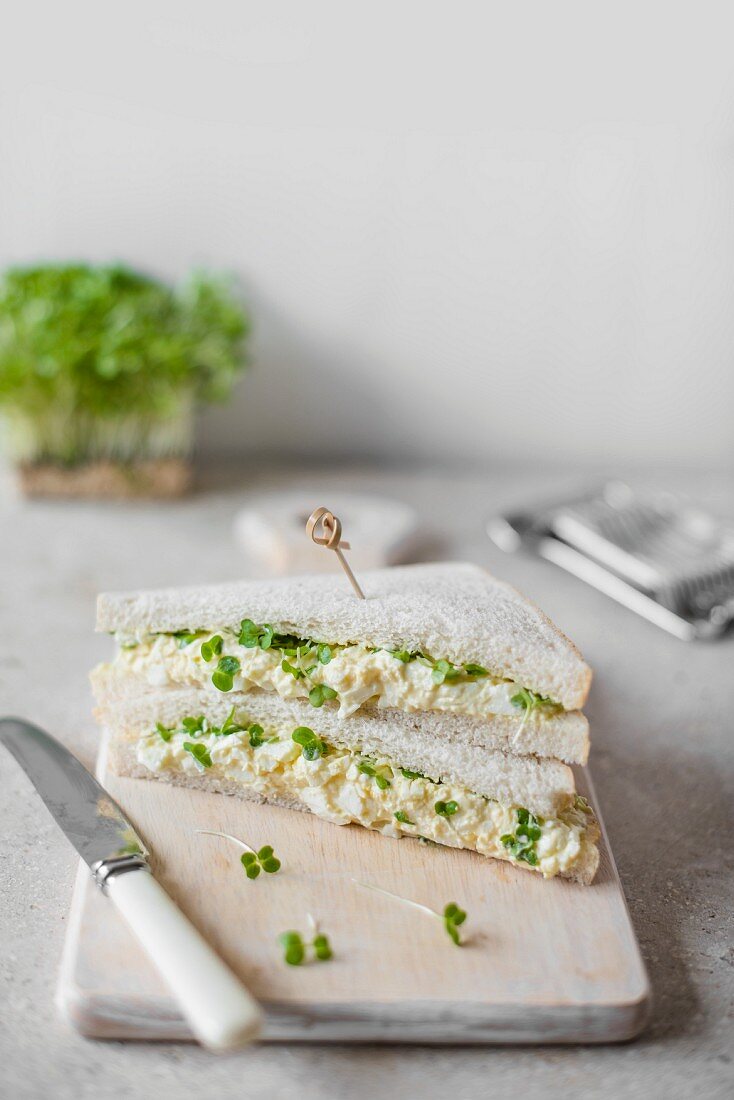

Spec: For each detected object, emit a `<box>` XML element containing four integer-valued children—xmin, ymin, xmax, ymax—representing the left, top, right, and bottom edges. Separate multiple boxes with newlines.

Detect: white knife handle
<box><xmin>107</xmin><ymin>869</ymin><xmax>262</xmax><ymax>1050</ymax></box>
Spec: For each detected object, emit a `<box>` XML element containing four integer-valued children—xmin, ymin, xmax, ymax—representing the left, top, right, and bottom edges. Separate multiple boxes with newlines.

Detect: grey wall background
<box><xmin>2</xmin><ymin>0</ymin><xmax>734</xmax><ymax>468</ymax></box>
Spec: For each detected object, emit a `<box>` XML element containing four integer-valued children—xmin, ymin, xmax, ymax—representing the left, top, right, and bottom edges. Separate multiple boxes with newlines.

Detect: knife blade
<box><xmin>0</xmin><ymin>717</ymin><xmax>263</xmax><ymax>1050</ymax></box>
<box><xmin>0</xmin><ymin>716</ymin><xmax>149</xmax><ymax>868</ymax></box>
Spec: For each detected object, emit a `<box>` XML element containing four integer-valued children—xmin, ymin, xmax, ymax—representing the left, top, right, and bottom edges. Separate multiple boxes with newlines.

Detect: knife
<box><xmin>0</xmin><ymin>717</ymin><xmax>263</xmax><ymax>1050</ymax></box>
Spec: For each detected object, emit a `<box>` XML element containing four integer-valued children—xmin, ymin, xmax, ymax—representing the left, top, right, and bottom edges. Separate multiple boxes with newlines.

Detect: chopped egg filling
<box><xmin>135</xmin><ymin>722</ymin><xmax>598</xmax><ymax>879</ymax></box>
<box><xmin>116</xmin><ymin>632</ymin><xmax>560</xmax><ymax>722</ymax></box>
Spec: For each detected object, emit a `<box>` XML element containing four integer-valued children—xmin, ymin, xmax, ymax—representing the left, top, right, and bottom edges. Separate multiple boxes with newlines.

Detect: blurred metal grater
<box><xmin>487</xmin><ymin>482</ymin><xmax>734</xmax><ymax>640</ymax></box>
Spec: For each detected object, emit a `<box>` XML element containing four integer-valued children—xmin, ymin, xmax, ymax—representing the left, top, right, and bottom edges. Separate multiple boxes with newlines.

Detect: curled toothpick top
<box><xmin>306</xmin><ymin>507</ymin><xmax>365</xmax><ymax>599</ymax></box>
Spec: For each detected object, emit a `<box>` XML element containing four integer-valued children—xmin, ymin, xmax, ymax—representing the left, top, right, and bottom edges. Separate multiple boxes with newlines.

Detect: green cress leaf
<box><xmin>240</xmin><ymin>853</ymin><xmax>260</xmax><ymax>880</ymax></box>
<box><xmin>400</xmin><ymin>766</ymin><xmax>428</xmax><ymax>780</ymax></box>
<box><xmin>431</xmin><ymin>659</ymin><xmax>461</xmax><ymax>685</ymax></box>
<box><xmin>464</xmin><ymin>663</ymin><xmax>489</xmax><ymax>676</ymax></box>
<box><xmin>259</xmin><ymin>625</ymin><xmax>274</xmax><ymax>650</ymax></box>
<box><xmin>291</xmin><ymin>726</ymin><xmax>329</xmax><ymax>760</ymax></box>
<box><xmin>317</xmin><ymin>644</ymin><xmax>332</xmax><ymax>664</ymax></box>
<box><xmin>239</xmin><ymin>844</ymin><xmax>281</xmax><ymax>878</ymax></box>
<box><xmin>257</xmin><ymin>845</ymin><xmax>281</xmax><ymax>873</ymax></box>
<box><xmin>281</xmin><ymin>659</ymin><xmax>305</xmax><ymax>680</ymax></box>
<box><xmin>248</xmin><ymin>723</ymin><xmax>265</xmax><ymax>748</ymax></box>
<box><xmin>218</xmin><ymin>706</ymin><xmax>243</xmax><ymax>735</ymax></box>
<box><xmin>218</xmin><ymin>655</ymin><xmax>240</xmax><ymax>675</ymax></box>
<box><xmin>155</xmin><ymin>722</ymin><xmax>172</xmax><ymax>742</ymax></box>
<box><xmin>211</xmin><ymin>655</ymin><xmax>240</xmax><ymax>692</ymax></box>
<box><xmin>238</xmin><ymin>619</ymin><xmax>261</xmax><ymax>647</ymax></box>
<box><xmin>389</xmin><ymin>648</ymin><xmax>412</xmax><ymax>663</ymax></box>
<box><xmin>511</xmin><ymin>687</ymin><xmax>561</xmax><ymax>713</ymax></box>
<box><xmin>312</xmin><ymin>934</ymin><xmax>332</xmax><ymax>961</ymax></box>
<box><xmin>172</xmin><ymin>631</ymin><xmax>199</xmax><ymax>648</ymax></box>
<box><xmin>357</xmin><ymin>761</ymin><xmax>392</xmax><ymax>789</ymax></box>
<box><xmin>201</xmin><ymin>635</ymin><xmax>223</xmax><ymax>662</ymax></box>
<box><xmin>308</xmin><ymin>683</ymin><xmax>338</xmax><ymax>708</ymax></box>
<box><xmin>292</xmin><ymin>726</ymin><xmax>315</xmax><ymax>746</ymax></box>
<box><xmin>394</xmin><ymin>810</ymin><xmax>415</xmax><ymax>825</ymax></box>
<box><xmin>511</xmin><ymin>687</ymin><xmax>534</xmax><ymax>711</ymax></box>
<box><xmin>183</xmin><ymin>742</ymin><xmax>212</xmax><ymax>769</ymax></box>
<box><xmin>182</xmin><ymin>714</ymin><xmax>206</xmax><ymax>736</ymax></box>
<box><xmin>278</xmin><ymin>928</ymin><xmax>331</xmax><ymax>965</ymax></box>
<box><xmin>443</xmin><ymin>902</ymin><xmax>467</xmax><ymax>945</ymax></box>
<box><xmin>434</xmin><ymin>799</ymin><xmax>459</xmax><ymax>817</ymax></box>
<box><xmin>279</xmin><ymin>931</ymin><xmax>305</xmax><ymax>966</ymax></box>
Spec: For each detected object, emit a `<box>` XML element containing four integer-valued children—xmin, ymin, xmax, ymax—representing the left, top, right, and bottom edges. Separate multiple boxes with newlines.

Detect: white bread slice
<box><xmin>96</xmin><ymin>562</ymin><xmax>592</xmax><ymax>711</ymax></box>
<box><xmin>92</xmin><ymin>662</ymin><xmax>589</xmax><ymax>765</ymax></box>
<box><xmin>94</xmin><ymin>680</ymin><xmax>577</xmax><ymax>818</ymax></box>
<box><xmin>106</xmin><ymin>734</ymin><xmax>598</xmax><ymax>885</ymax></box>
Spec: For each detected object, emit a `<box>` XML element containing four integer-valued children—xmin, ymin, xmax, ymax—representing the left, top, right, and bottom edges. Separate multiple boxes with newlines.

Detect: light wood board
<box><xmin>57</xmin><ymin>741</ymin><xmax>650</xmax><ymax>1044</ymax></box>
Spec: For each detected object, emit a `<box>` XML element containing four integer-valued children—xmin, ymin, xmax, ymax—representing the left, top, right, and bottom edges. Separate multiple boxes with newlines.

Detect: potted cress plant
<box><xmin>0</xmin><ymin>263</ymin><xmax>249</xmax><ymax>497</ymax></box>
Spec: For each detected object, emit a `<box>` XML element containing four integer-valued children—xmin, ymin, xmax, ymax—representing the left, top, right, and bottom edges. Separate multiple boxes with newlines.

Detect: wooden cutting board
<box><xmin>57</xmin><ymin>740</ymin><xmax>650</xmax><ymax>1044</ymax></box>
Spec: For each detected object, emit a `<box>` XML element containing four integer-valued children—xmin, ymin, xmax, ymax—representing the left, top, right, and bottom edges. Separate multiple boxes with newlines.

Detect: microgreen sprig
<box><xmin>357</xmin><ymin>760</ymin><xmax>392</xmax><ymax>789</ymax></box>
<box><xmin>389</xmin><ymin>648</ymin><xmax>413</xmax><ymax>663</ymax></box>
<box><xmin>308</xmin><ymin>683</ymin><xmax>338</xmax><ymax>708</ymax></box>
<box><xmin>196</xmin><ymin>830</ymin><xmax>281</xmax><ymax>878</ymax></box>
<box><xmin>238</xmin><ymin>618</ymin><xmax>274</xmax><ymax>650</ymax></box>
<box><xmin>394</xmin><ymin>810</ymin><xmax>415</xmax><ymax>825</ymax></box>
<box><xmin>511</xmin><ymin>687</ymin><xmax>561</xmax><ymax>714</ymax></box>
<box><xmin>212</xmin><ymin>655</ymin><xmax>240</xmax><ymax>692</ymax></box>
<box><xmin>172</xmin><ymin>630</ymin><xmax>200</xmax><ymax>649</ymax></box>
<box><xmin>247</xmin><ymin>723</ymin><xmax>265</xmax><ymax>747</ymax></box>
<box><xmin>281</xmin><ymin>658</ymin><xmax>306</xmax><ymax>680</ymax></box>
<box><xmin>200</xmin><ymin>635</ymin><xmax>223</xmax><ymax>662</ymax></box>
<box><xmin>435</xmin><ymin>799</ymin><xmax>459</xmax><ymax>817</ymax></box>
<box><xmin>463</xmin><ymin>663</ymin><xmax>489</xmax><ymax>677</ymax></box>
<box><xmin>431</xmin><ymin>658</ymin><xmax>462</xmax><ymax>685</ymax></box>
<box><xmin>442</xmin><ymin>903</ymin><xmax>468</xmax><ymax>945</ymax></box>
<box><xmin>183</xmin><ymin>742</ymin><xmax>213</xmax><ymax>769</ymax></box>
<box><xmin>292</xmin><ymin>726</ymin><xmax>330</xmax><ymax>760</ymax></box>
<box><xmin>182</xmin><ymin>714</ymin><xmax>207</xmax><ymax>736</ymax></box>
<box><xmin>155</xmin><ymin>722</ymin><xmax>172</xmax><ymax>742</ymax></box>
<box><xmin>501</xmin><ymin>807</ymin><xmax>543</xmax><ymax>866</ymax></box>
<box><xmin>353</xmin><ymin>881</ymin><xmax>468</xmax><ymax>946</ymax></box>
<box><xmin>278</xmin><ymin>915</ymin><xmax>332</xmax><ymax>965</ymax></box>
<box><xmin>400</xmin><ymin>766</ymin><xmax>431</xmax><ymax>781</ymax></box>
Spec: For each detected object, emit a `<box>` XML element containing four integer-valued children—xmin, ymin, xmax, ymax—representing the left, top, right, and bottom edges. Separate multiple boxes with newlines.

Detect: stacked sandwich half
<box><xmin>92</xmin><ymin>563</ymin><xmax>599</xmax><ymax>883</ymax></box>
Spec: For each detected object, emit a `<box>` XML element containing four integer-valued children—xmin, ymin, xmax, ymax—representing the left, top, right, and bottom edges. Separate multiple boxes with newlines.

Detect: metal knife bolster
<box><xmin>91</xmin><ymin>853</ymin><xmax>151</xmax><ymax>892</ymax></box>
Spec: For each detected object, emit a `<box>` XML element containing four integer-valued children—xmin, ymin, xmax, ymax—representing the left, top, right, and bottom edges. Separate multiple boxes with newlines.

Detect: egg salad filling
<box><xmin>137</xmin><ymin>709</ymin><xmax>598</xmax><ymax>878</ymax></box>
<box><xmin>115</xmin><ymin>621</ymin><xmax>562</xmax><ymax>723</ymax></box>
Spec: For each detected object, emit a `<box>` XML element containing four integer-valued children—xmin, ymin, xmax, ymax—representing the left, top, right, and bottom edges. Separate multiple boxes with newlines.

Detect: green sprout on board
<box><xmin>352</xmin><ymin>880</ymin><xmax>468</xmax><ymax>946</ymax></box>
<box><xmin>196</xmin><ymin>830</ymin><xmax>281</xmax><ymax>878</ymax></box>
<box><xmin>279</xmin><ymin>915</ymin><xmax>333</xmax><ymax>966</ymax></box>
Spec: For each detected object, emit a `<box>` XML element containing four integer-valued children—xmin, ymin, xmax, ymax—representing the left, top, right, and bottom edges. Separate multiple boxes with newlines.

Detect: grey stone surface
<box><xmin>0</xmin><ymin>462</ymin><xmax>732</xmax><ymax>1100</ymax></box>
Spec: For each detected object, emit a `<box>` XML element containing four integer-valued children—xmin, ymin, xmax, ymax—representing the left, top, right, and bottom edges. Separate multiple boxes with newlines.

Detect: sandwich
<box><xmin>92</xmin><ymin>562</ymin><xmax>600</xmax><ymax>883</ymax></box>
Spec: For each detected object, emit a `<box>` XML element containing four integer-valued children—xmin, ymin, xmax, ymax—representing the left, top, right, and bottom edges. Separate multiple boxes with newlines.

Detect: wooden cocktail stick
<box><xmin>306</xmin><ymin>507</ymin><xmax>365</xmax><ymax>599</ymax></box>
